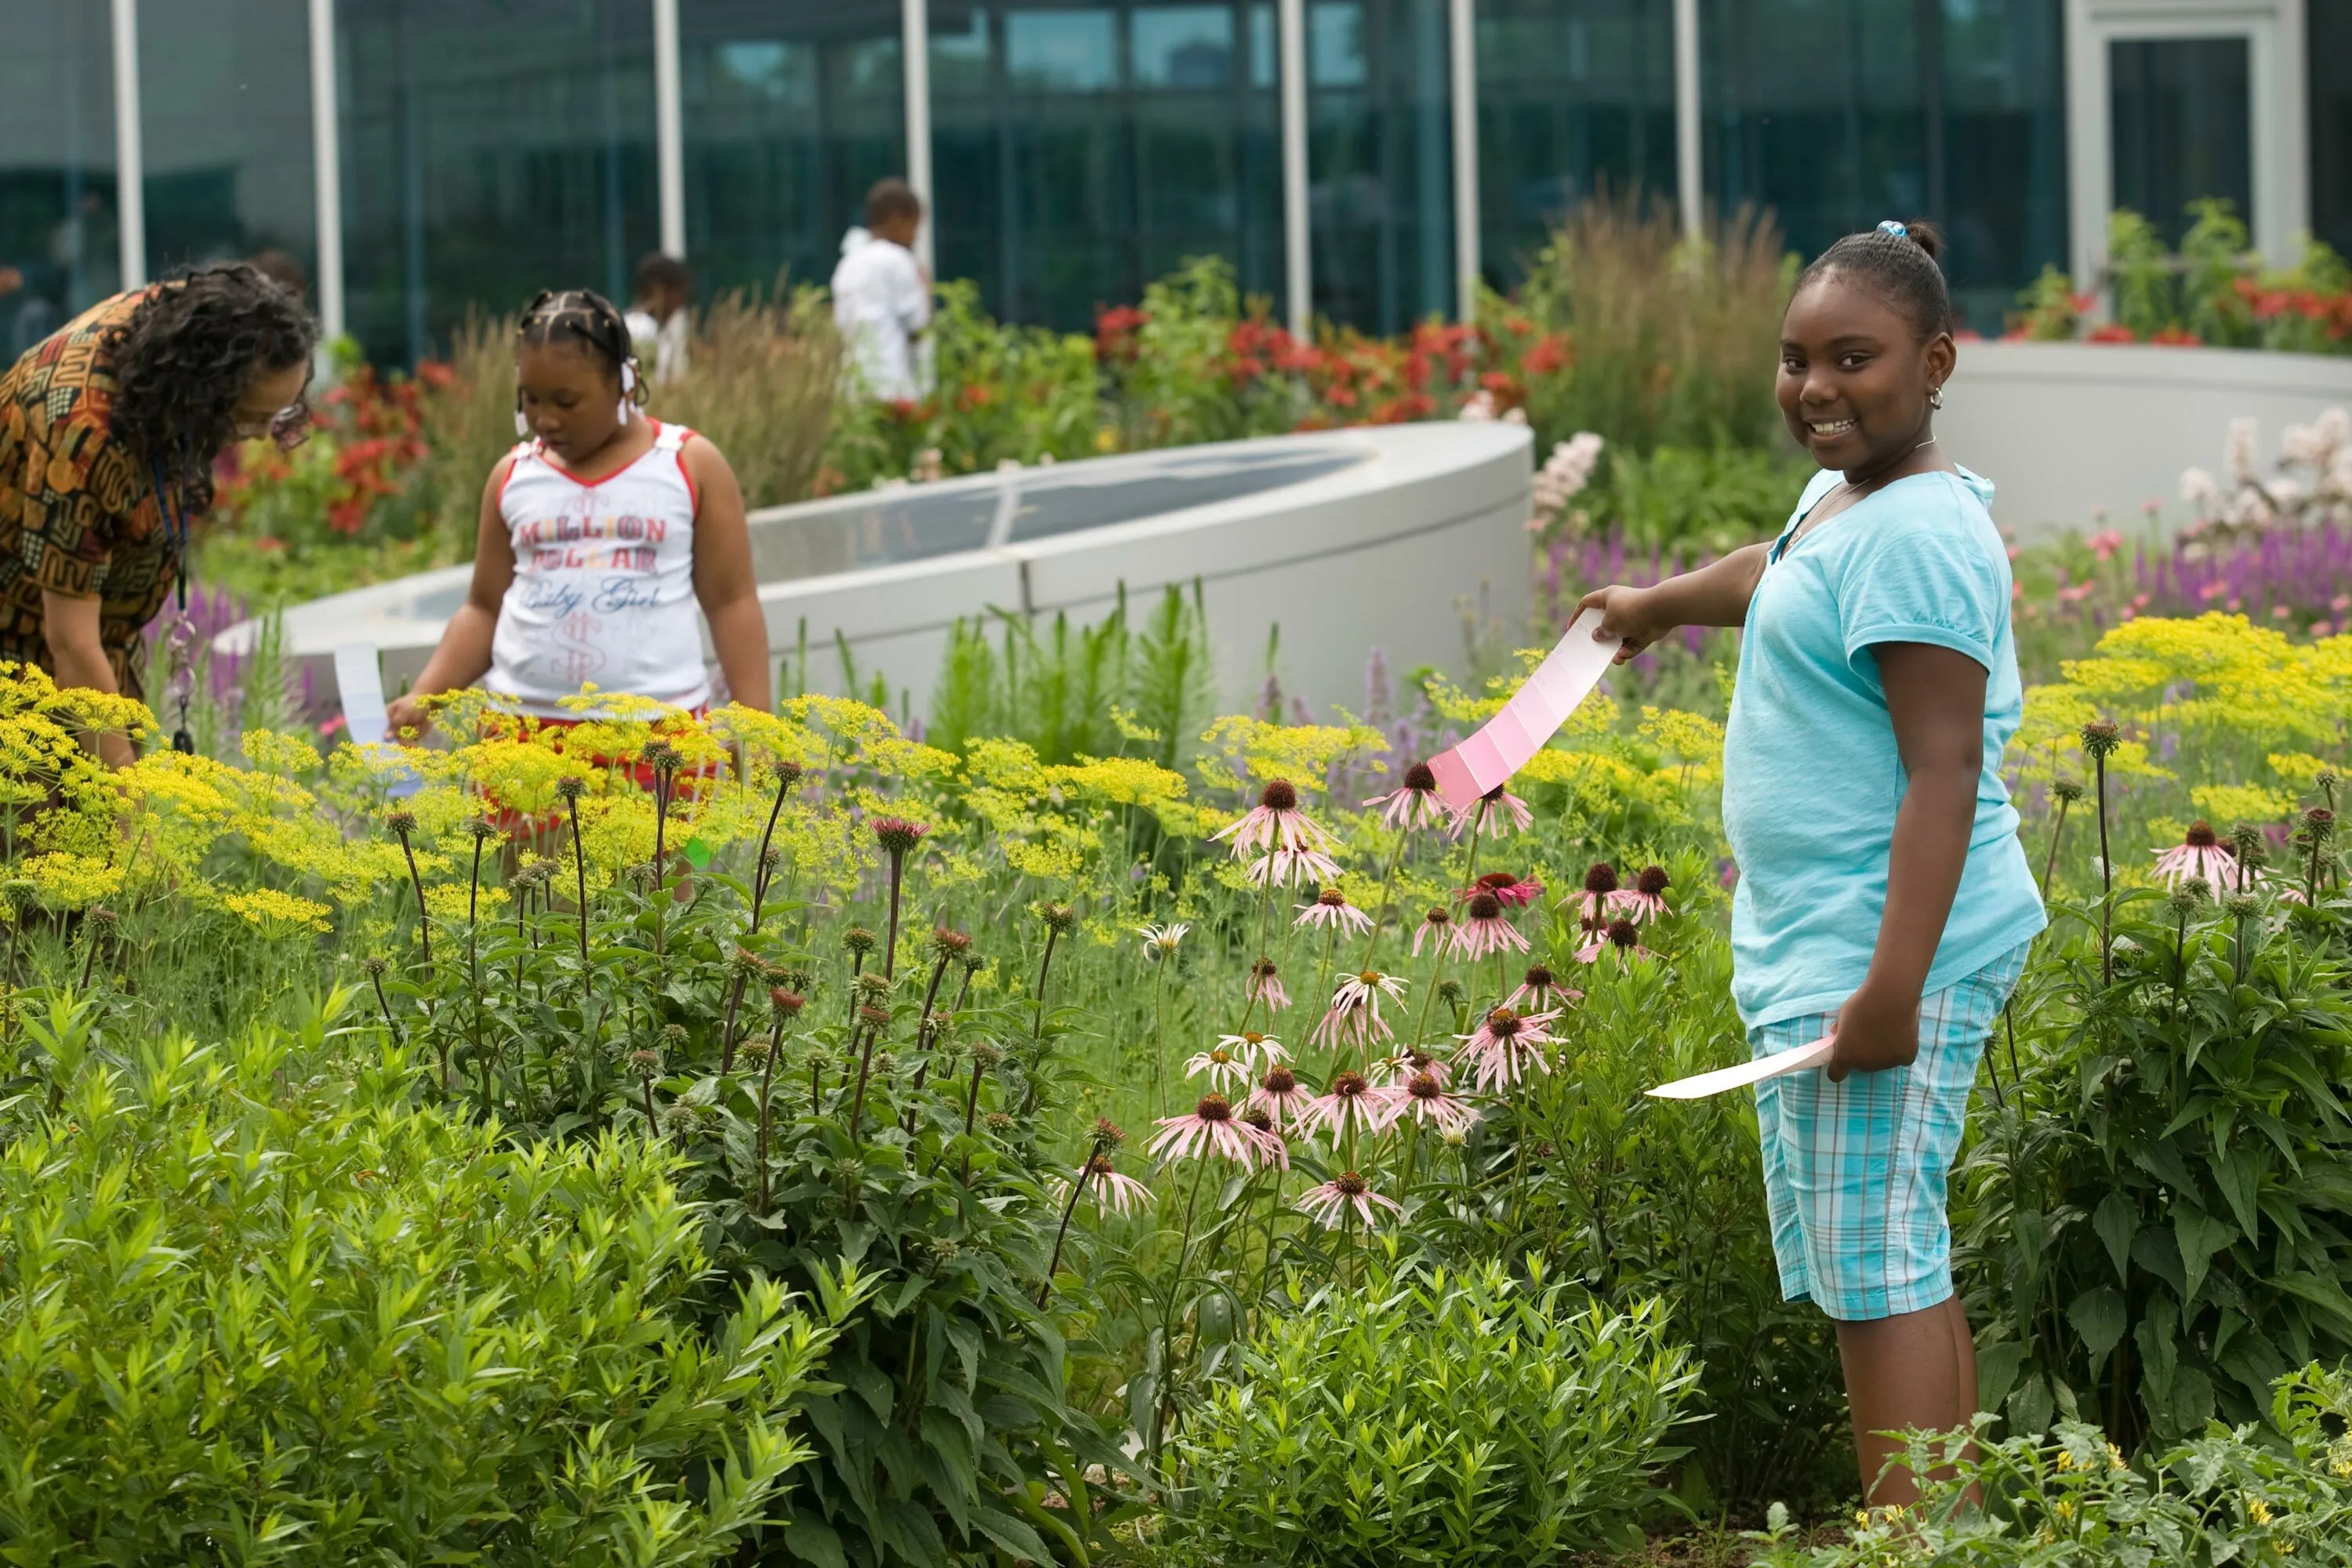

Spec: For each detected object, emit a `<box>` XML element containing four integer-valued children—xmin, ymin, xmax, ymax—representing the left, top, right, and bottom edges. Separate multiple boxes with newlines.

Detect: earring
<box><xmin>514</xmin><ymin>408</ymin><xmax>529</xmax><ymax>437</ymax></box>
<box><xmin>1929</xmin><ymin>386</ymin><xmax>1945</xmax><ymax>409</ymax></box>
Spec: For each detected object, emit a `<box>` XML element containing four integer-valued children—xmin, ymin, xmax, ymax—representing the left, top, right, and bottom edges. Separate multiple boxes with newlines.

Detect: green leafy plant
<box><xmin>0</xmin><ymin>993</ymin><xmax>869</xmax><ymax>1566</ymax></box>
<box><xmin>1755</xmin><ymin>1363</ymin><xmax>2352</xmax><ymax>1567</ymax></box>
<box><xmin>1155</xmin><ymin>1251</ymin><xmax>1696</xmax><ymax>1566</ymax></box>
<box><xmin>1958</xmin><ymin>889</ymin><xmax>2352</xmax><ymax>1450</ymax></box>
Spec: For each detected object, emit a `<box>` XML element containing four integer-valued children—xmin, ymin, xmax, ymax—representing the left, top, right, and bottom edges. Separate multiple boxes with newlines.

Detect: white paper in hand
<box><xmin>334</xmin><ymin>642</ymin><xmax>420</xmax><ymax>798</ymax></box>
<box><xmin>1647</xmin><ymin>1036</ymin><xmax>1834</xmax><ymax>1100</ymax></box>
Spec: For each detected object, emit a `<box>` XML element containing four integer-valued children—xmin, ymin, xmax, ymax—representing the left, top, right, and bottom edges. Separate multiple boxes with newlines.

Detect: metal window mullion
<box><xmin>111</xmin><ymin>0</ymin><xmax>146</xmax><ymax>289</ymax></box>
<box><xmin>655</xmin><ymin>0</ymin><xmax>685</xmax><ymax>258</ymax></box>
<box><xmin>1280</xmin><ymin>0</ymin><xmax>1308</xmax><ymax>335</ymax></box>
<box><xmin>1450</xmin><ymin>0</ymin><xmax>1477</xmax><ymax>321</ymax></box>
<box><xmin>310</xmin><ymin>0</ymin><xmax>346</xmax><ymax>339</ymax></box>
<box><xmin>1674</xmin><ymin>0</ymin><xmax>1701</xmax><ymax>239</ymax></box>
<box><xmin>904</xmin><ymin>0</ymin><xmax>934</xmax><ymax>275</ymax></box>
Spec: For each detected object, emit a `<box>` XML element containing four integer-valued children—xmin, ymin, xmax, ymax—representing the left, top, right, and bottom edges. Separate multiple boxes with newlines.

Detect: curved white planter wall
<box><xmin>1939</xmin><ymin>341</ymin><xmax>2352</xmax><ymax>538</ymax></box>
<box><xmin>230</xmin><ymin>423</ymin><xmax>1535</xmax><ymax>721</ymax></box>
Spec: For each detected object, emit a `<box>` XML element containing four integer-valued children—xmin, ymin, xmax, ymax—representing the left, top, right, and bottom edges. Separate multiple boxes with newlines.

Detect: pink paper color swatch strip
<box><xmin>1428</xmin><ymin>608</ymin><xmax>1620</xmax><ymax>813</ymax></box>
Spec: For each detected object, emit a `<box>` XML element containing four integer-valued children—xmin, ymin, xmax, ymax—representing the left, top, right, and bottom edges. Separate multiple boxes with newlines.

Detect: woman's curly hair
<box><xmin>105</xmin><ymin>262</ymin><xmax>318</xmax><ymax>514</ymax></box>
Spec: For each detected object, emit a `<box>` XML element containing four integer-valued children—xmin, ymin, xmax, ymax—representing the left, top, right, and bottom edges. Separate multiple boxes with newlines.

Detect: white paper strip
<box><xmin>1647</xmin><ymin>1036</ymin><xmax>1834</xmax><ymax>1100</ymax></box>
<box><xmin>1428</xmin><ymin>607</ymin><xmax>1621</xmax><ymax>814</ymax></box>
<box><xmin>333</xmin><ymin>642</ymin><xmax>420</xmax><ymax>798</ymax></box>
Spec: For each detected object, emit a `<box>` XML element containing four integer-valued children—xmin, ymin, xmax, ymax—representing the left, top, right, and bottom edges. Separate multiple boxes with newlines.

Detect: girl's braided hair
<box><xmin>106</xmin><ymin>262</ymin><xmax>318</xmax><ymax>514</ymax></box>
<box><xmin>516</xmin><ymin>287</ymin><xmax>643</xmax><ymax>403</ymax></box>
<box><xmin>1795</xmin><ymin>218</ymin><xmax>1952</xmax><ymax>340</ymax></box>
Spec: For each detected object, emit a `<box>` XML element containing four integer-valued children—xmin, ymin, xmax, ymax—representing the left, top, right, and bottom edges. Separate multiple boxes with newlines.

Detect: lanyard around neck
<box><xmin>150</xmin><ymin>459</ymin><xmax>191</xmax><ymax>615</ymax></box>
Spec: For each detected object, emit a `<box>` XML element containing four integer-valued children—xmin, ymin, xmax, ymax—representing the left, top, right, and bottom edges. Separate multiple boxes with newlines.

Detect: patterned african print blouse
<box><xmin>0</xmin><ymin>290</ymin><xmax>175</xmax><ymax>702</ymax></box>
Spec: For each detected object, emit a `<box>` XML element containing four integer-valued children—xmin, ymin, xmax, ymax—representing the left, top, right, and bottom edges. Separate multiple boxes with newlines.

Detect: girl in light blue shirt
<box><xmin>1581</xmin><ymin>218</ymin><xmax>2045</xmax><ymax>1508</ymax></box>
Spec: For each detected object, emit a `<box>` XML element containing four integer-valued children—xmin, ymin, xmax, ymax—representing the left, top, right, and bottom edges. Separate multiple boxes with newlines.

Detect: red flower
<box><xmin>2085</xmin><ymin>324</ymin><xmax>2136</xmax><ymax>343</ymax></box>
<box><xmin>956</xmin><ymin>382</ymin><xmax>996</xmax><ymax>412</ymax></box>
<box><xmin>2149</xmin><ymin>325</ymin><xmax>2201</xmax><ymax>346</ymax></box>
<box><xmin>1094</xmin><ymin>304</ymin><xmax>1149</xmax><ymax>364</ymax></box>
<box><xmin>1522</xmin><ymin>333</ymin><xmax>1572</xmax><ymax>376</ymax></box>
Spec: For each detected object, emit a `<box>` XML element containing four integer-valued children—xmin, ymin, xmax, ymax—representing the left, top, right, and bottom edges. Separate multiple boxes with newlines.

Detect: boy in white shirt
<box><xmin>829</xmin><ymin>180</ymin><xmax>931</xmax><ymax>402</ymax></box>
<box><xmin>624</xmin><ymin>252</ymin><xmax>691</xmax><ymax>386</ymax></box>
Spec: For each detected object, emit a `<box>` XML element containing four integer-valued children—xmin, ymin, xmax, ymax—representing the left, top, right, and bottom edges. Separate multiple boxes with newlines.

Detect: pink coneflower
<box><xmin>1458</xmin><ymin>869</ymin><xmax>1544</xmax><ymax>908</ymax></box>
<box><xmin>1381</xmin><ymin>1069</ymin><xmax>1477</xmax><ymax>1134</ymax></box>
<box><xmin>1146</xmin><ymin>1094</ymin><xmax>1287</xmax><ymax>1166</ymax></box>
<box><xmin>1379</xmin><ymin>1045</ymin><xmax>1450</xmax><ymax>1088</ymax></box>
<box><xmin>1055</xmin><ymin>1156</ymin><xmax>1155</xmax><ymax>1218</ymax></box>
<box><xmin>1607</xmin><ymin>865</ymin><xmax>1673</xmax><ymax>923</ymax></box>
<box><xmin>1576</xmin><ymin>916</ymin><xmax>1655</xmax><ymax>965</ymax></box>
<box><xmin>1294</xmin><ymin>886</ymin><xmax>1374</xmax><ymax>934</ymax></box>
<box><xmin>1412</xmin><ymin>906</ymin><xmax>1454</xmax><ymax>956</ymax></box>
<box><xmin>1312</xmin><ymin>969</ymin><xmax>1408</xmax><ymax>1047</ymax></box>
<box><xmin>1454</xmin><ymin>1006</ymin><xmax>1561</xmax><ymax>1092</ymax></box>
<box><xmin>1367</xmin><ymin>760</ymin><xmax>1447</xmax><ymax>830</ymax></box>
<box><xmin>1216</xmin><ymin>1030</ymin><xmax>1289</xmax><ymax>1071</ymax></box>
<box><xmin>1245</xmin><ymin>956</ymin><xmax>1290</xmax><ymax>1011</ymax></box>
<box><xmin>1572</xmin><ymin>862</ymin><xmax>1620</xmax><ymax>924</ymax></box>
<box><xmin>1243</xmin><ymin>845</ymin><xmax>1345</xmax><ymax>889</ymax></box>
<box><xmin>1182</xmin><ymin>1042</ymin><xmax>1254</xmax><ymax>1094</ymax></box>
<box><xmin>1505</xmin><ymin>963</ymin><xmax>1581</xmax><ymax>1011</ymax></box>
<box><xmin>1449</xmin><ymin>784</ymin><xmax>1533</xmax><ymax>839</ymax></box>
<box><xmin>1449</xmin><ymin>891</ymin><xmax>1530</xmax><ymax>960</ymax></box>
<box><xmin>2153</xmin><ymin>822</ymin><xmax>2235</xmax><ymax>888</ymax></box>
<box><xmin>1237</xmin><ymin>1105</ymin><xmax>1292</xmax><ymax>1170</ymax></box>
<box><xmin>1214</xmin><ymin>778</ymin><xmax>1337</xmax><ymax>858</ymax></box>
<box><xmin>1301</xmin><ymin>1072</ymin><xmax>1385</xmax><ymax>1142</ymax></box>
<box><xmin>869</xmin><ymin>815</ymin><xmax>931</xmax><ymax>856</ymax></box>
<box><xmin>1249</xmin><ymin>1063</ymin><xmax>1312</xmax><ymax>1130</ymax></box>
<box><xmin>1295</xmin><ymin>1170</ymin><xmax>1402</xmax><ymax>1229</ymax></box>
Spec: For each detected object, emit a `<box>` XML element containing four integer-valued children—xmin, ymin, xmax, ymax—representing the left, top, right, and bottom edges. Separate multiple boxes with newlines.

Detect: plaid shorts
<box><xmin>1749</xmin><ymin>940</ymin><xmax>2032</xmax><ymax>1322</ymax></box>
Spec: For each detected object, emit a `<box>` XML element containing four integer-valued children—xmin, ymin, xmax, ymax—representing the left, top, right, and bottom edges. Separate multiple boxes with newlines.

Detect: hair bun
<box><xmin>1900</xmin><ymin>218</ymin><xmax>1944</xmax><ymax>263</ymax></box>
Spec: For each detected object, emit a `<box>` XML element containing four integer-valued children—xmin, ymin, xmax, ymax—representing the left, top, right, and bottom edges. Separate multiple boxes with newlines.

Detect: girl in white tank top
<box><xmin>387</xmin><ymin>289</ymin><xmax>771</xmax><ymax>735</ymax></box>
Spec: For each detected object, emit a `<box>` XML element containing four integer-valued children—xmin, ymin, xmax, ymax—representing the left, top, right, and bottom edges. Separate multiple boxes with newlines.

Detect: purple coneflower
<box><xmin>1454</xmin><ymin>1006</ymin><xmax>1561</xmax><ymax>1092</ymax></box>
<box><xmin>1411</xmin><ymin>906</ymin><xmax>1454</xmax><ymax>956</ymax></box>
<box><xmin>1505</xmin><ymin>963</ymin><xmax>1581</xmax><ymax>1011</ymax></box>
<box><xmin>1301</xmin><ymin>1070</ymin><xmax>1385</xmax><ymax>1141</ymax></box>
<box><xmin>1449</xmin><ymin>784</ymin><xmax>1533</xmax><ymax>840</ymax></box>
<box><xmin>1146</xmin><ymin>1094</ymin><xmax>1287</xmax><ymax>1166</ymax></box>
<box><xmin>1250</xmin><ymin>1064</ymin><xmax>1312</xmax><ymax>1130</ymax></box>
<box><xmin>1183</xmin><ymin>1042</ymin><xmax>1254</xmax><ymax>1094</ymax></box>
<box><xmin>1572</xmin><ymin>862</ymin><xmax>1620</xmax><ymax>924</ymax></box>
<box><xmin>1214</xmin><ymin>778</ymin><xmax>1336</xmax><ymax>858</ymax></box>
<box><xmin>1295</xmin><ymin>1171</ymin><xmax>1402</xmax><ymax>1229</ymax></box>
<box><xmin>1311</xmin><ymin>969</ymin><xmax>1408</xmax><ymax>1047</ymax></box>
<box><xmin>1136</xmin><ymin>922</ymin><xmax>1190</xmax><ymax>960</ymax></box>
<box><xmin>2153</xmin><ymin>822</ymin><xmax>2236</xmax><ymax>888</ymax></box>
<box><xmin>1246</xmin><ymin>956</ymin><xmax>1289</xmax><ymax>1010</ymax></box>
<box><xmin>1449</xmin><ymin>891</ymin><xmax>1530</xmax><ymax>960</ymax></box>
<box><xmin>1237</xmin><ymin>1105</ymin><xmax>1291</xmax><ymax>1169</ymax></box>
<box><xmin>1381</xmin><ymin>1070</ymin><xmax>1476</xmax><ymax>1134</ymax></box>
<box><xmin>1576</xmin><ymin>916</ymin><xmax>1655</xmax><ymax>965</ymax></box>
<box><xmin>1056</xmin><ymin>1156</ymin><xmax>1155</xmax><ymax>1218</ymax></box>
<box><xmin>1243</xmin><ymin>845</ymin><xmax>1345</xmax><ymax>889</ymax></box>
<box><xmin>1607</xmin><ymin>865</ymin><xmax>1673</xmax><ymax>923</ymax></box>
<box><xmin>1380</xmin><ymin>1045</ymin><xmax>1450</xmax><ymax>1088</ymax></box>
<box><xmin>1217</xmin><ymin>1029</ymin><xmax>1289</xmax><ymax>1070</ymax></box>
<box><xmin>1294</xmin><ymin>886</ymin><xmax>1374</xmax><ymax>935</ymax></box>
<box><xmin>1367</xmin><ymin>760</ymin><xmax>1447</xmax><ymax>830</ymax></box>
<box><xmin>1458</xmin><ymin>869</ymin><xmax>1544</xmax><ymax>908</ymax></box>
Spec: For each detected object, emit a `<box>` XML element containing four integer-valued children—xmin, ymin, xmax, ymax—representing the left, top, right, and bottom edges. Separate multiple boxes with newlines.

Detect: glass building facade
<box><xmin>0</xmin><ymin>2</ymin><xmax>117</xmax><ymax>355</ymax></box>
<box><xmin>16</xmin><ymin>0</ymin><xmax>2346</xmax><ymax>360</ymax></box>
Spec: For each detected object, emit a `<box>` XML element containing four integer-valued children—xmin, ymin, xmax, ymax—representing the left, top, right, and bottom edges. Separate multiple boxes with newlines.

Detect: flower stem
<box><xmin>882</xmin><ymin>851</ymin><xmax>907</xmax><ymax>983</ymax></box>
<box><xmin>397</xmin><ymin>827</ymin><xmax>431</xmax><ymax>966</ymax></box>
<box><xmin>1355</xmin><ymin>826</ymin><xmax>1410</xmax><ymax>972</ymax></box>
<box><xmin>565</xmin><ymin>795</ymin><xmax>590</xmax><ymax>967</ymax></box>
<box><xmin>1040</xmin><ymin>1154</ymin><xmax>1095</xmax><ymax>1305</ymax></box>
<box><xmin>2040</xmin><ymin>797</ymin><xmax>2069</xmax><ymax>895</ymax></box>
<box><xmin>749</xmin><ymin>768</ymin><xmax>793</xmax><ymax>932</ymax></box>
<box><xmin>2093</xmin><ymin>753</ymin><xmax>2114</xmax><ymax>985</ymax></box>
<box><xmin>755</xmin><ymin>1018</ymin><xmax>782</xmax><ymax>1214</ymax></box>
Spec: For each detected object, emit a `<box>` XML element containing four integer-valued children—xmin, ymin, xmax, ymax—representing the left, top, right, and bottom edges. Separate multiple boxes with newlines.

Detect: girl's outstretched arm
<box><xmin>387</xmin><ymin>456</ymin><xmax>517</xmax><ymax>737</ymax></box>
<box><xmin>1826</xmin><ymin>640</ymin><xmax>1984</xmax><ymax>1080</ymax></box>
<box><xmin>685</xmin><ymin>437</ymin><xmax>773</xmax><ymax>714</ymax></box>
<box><xmin>1575</xmin><ymin>542</ymin><xmax>1771</xmax><ymax>662</ymax></box>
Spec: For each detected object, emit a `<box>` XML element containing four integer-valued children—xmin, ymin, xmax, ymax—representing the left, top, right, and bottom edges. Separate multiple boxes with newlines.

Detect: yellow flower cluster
<box><xmin>222</xmin><ymin>887</ymin><xmax>332</xmax><ymax>934</ymax></box>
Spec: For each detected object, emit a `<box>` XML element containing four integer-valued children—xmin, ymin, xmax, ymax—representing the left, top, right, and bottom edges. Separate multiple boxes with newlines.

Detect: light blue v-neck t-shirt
<box><xmin>1721</xmin><ymin>466</ymin><xmax>2046</xmax><ymax>1029</ymax></box>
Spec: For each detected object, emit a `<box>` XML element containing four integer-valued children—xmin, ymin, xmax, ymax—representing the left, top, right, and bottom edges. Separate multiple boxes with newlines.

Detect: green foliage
<box><xmin>400</xmin><ymin>800</ymin><xmax>1129</xmax><ymax>1567</ymax></box>
<box><xmin>1157</xmin><ymin>1253</ymin><xmax>1696</xmax><ymax>1566</ymax></box>
<box><xmin>1958</xmin><ymin>895</ymin><xmax>2352</xmax><ymax>1450</ymax></box>
<box><xmin>0</xmin><ymin>994</ymin><xmax>866</xmax><ymax>1566</ymax></box>
<box><xmin>1580</xmin><ymin>443</ymin><xmax>1816</xmax><ymax>555</ymax></box>
<box><xmin>1504</xmin><ymin>194</ymin><xmax>1793</xmax><ymax>455</ymax></box>
<box><xmin>2020</xmin><ymin>200</ymin><xmax>2352</xmax><ymax>352</ymax></box>
<box><xmin>1106</xmin><ymin>259</ymin><xmax>1298</xmax><ymax>449</ymax></box>
<box><xmin>1755</xmin><ymin>1363</ymin><xmax>2352</xmax><ymax>1567</ymax></box>
<box><xmin>926</xmin><ymin>583</ymin><xmax>1216</xmax><ymax>769</ymax></box>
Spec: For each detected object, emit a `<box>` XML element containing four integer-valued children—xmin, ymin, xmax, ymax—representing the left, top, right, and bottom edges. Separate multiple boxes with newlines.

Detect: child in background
<box><xmin>829</xmin><ymin>178</ymin><xmax>930</xmax><ymax>402</ymax></box>
<box><xmin>625</xmin><ymin>253</ymin><xmax>692</xmax><ymax>387</ymax></box>
<box><xmin>1580</xmin><ymin>220</ymin><xmax>2045</xmax><ymax>1507</ymax></box>
<box><xmin>386</xmin><ymin>288</ymin><xmax>769</xmax><ymax>740</ymax></box>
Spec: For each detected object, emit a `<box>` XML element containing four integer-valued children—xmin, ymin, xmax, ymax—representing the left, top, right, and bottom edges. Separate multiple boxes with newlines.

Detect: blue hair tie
<box><xmin>1877</xmin><ymin>220</ymin><xmax>1907</xmax><ymax>238</ymax></box>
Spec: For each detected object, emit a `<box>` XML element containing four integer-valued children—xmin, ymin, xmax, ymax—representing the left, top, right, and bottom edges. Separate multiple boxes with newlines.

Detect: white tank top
<box><xmin>487</xmin><ymin>419</ymin><xmax>713</xmax><ymax>717</ymax></box>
